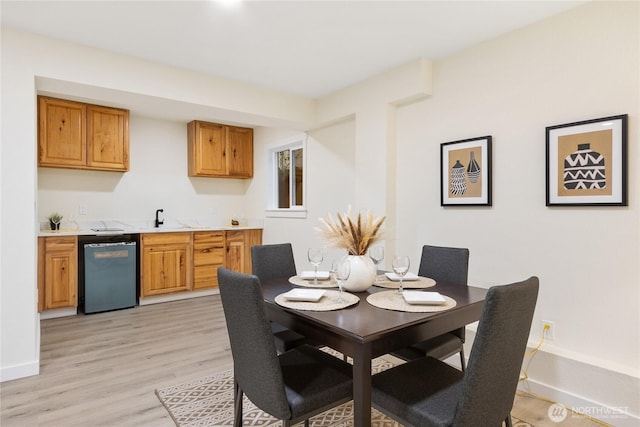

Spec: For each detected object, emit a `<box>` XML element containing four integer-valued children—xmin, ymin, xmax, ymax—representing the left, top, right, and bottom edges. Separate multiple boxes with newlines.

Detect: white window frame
<box><xmin>265</xmin><ymin>134</ymin><xmax>307</xmax><ymax>219</ymax></box>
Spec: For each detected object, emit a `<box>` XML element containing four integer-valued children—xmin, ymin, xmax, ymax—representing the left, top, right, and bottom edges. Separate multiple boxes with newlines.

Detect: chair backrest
<box><xmin>251</xmin><ymin>243</ymin><xmax>297</xmax><ymax>281</ymax></box>
<box><xmin>217</xmin><ymin>267</ymin><xmax>291</xmax><ymax>420</ymax></box>
<box><xmin>453</xmin><ymin>276</ymin><xmax>539</xmax><ymax>426</ymax></box>
<box><xmin>417</xmin><ymin>245</ymin><xmax>469</xmax><ymax>286</ymax></box>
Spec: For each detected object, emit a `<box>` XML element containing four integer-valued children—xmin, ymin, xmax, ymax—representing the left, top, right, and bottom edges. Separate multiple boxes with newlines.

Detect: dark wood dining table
<box><xmin>260</xmin><ymin>277</ymin><xmax>488</xmax><ymax>427</ymax></box>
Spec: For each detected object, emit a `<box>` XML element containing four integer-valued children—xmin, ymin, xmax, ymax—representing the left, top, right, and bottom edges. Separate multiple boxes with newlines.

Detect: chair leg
<box><xmin>504</xmin><ymin>413</ymin><xmax>513</xmax><ymax>427</ymax></box>
<box><xmin>234</xmin><ymin>380</ymin><xmax>243</xmax><ymax>427</ymax></box>
<box><xmin>304</xmin><ymin>420</ymin><xmax>310</xmax><ymax>427</ymax></box>
<box><xmin>459</xmin><ymin>348</ymin><xmax>466</xmax><ymax>371</ymax></box>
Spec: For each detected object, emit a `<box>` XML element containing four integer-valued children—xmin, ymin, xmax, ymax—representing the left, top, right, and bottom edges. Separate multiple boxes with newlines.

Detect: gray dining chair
<box><xmin>391</xmin><ymin>245</ymin><xmax>470</xmax><ymax>369</ymax></box>
<box><xmin>372</xmin><ymin>276</ymin><xmax>539</xmax><ymax>427</ymax></box>
<box><xmin>251</xmin><ymin>243</ymin><xmax>308</xmax><ymax>353</ymax></box>
<box><xmin>217</xmin><ymin>267</ymin><xmax>353</xmax><ymax>427</ymax></box>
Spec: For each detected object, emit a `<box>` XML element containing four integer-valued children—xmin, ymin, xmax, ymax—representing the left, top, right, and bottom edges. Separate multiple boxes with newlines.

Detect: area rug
<box><xmin>156</xmin><ymin>353</ymin><xmax>533</xmax><ymax>427</ymax></box>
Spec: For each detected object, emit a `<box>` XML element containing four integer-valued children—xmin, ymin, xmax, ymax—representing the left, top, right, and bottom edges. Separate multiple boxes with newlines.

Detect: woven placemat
<box><xmin>288</xmin><ymin>275</ymin><xmax>338</xmax><ymax>288</ymax></box>
<box><xmin>373</xmin><ymin>276</ymin><xmax>436</xmax><ymax>289</ymax></box>
<box><xmin>366</xmin><ymin>290</ymin><xmax>456</xmax><ymax>313</ymax></box>
<box><xmin>275</xmin><ymin>290</ymin><xmax>359</xmax><ymax>311</ymax></box>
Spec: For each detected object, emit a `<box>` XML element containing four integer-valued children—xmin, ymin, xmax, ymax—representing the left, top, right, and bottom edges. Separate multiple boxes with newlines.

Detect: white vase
<box><xmin>343</xmin><ymin>255</ymin><xmax>376</xmax><ymax>292</ymax></box>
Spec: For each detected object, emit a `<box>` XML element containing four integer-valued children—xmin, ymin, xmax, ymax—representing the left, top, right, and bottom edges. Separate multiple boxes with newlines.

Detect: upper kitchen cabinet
<box><xmin>38</xmin><ymin>96</ymin><xmax>130</xmax><ymax>172</ymax></box>
<box><xmin>187</xmin><ymin>120</ymin><xmax>253</xmax><ymax>178</ymax></box>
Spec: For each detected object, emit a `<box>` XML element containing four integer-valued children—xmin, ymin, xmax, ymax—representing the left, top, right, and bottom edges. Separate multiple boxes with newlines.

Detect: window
<box><xmin>266</xmin><ymin>135</ymin><xmax>306</xmax><ymax>218</ymax></box>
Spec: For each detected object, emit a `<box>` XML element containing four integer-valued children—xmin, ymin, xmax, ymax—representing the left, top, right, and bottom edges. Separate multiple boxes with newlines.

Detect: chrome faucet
<box><xmin>155</xmin><ymin>209</ymin><xmax>164</xmax><ymax>228</ymax></box>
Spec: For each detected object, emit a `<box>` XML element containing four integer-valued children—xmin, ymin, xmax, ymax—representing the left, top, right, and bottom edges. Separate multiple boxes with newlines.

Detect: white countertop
<box><xmin>38</xmin><ymin>219</ymin><xmax>263</xmax><ymax>237</ymax></box>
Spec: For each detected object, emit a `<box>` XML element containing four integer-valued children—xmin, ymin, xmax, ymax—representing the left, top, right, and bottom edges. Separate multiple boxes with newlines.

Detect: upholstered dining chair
<box><xmin>251</xmin><ymin>243</ymin><xmax>308</xmax><ymax>353</ymax></box>
<box><xmin>372</xmin><ymin>276</ymin><xmax>539</xmax><ymax>427</ymax></box>
<box><xmin>218</xmin><ymin>267</ymin><xmax>353</xmax><ymax>427</ymax></box>
<box><xmin>391</xmin><ymin>245</ymin><xmax>470</xmax><ymax>369</ymax></box>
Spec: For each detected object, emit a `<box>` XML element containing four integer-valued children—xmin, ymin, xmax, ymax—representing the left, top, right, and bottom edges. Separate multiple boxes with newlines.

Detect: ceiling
<box><xmin>2</xmin><ymin>1</ymin><xmax>587</xmax><ymax>99</ymax></box>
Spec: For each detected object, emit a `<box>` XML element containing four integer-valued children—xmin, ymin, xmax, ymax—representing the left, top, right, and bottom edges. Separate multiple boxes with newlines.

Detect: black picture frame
<box><xmin>440</xmin><ymin>136</ymin><xmax>492</xmax><ymax>206</ymax></box>
<box><xmin>545</xmin><ymin>114</ymin><xmax>627</xmax><ymax>206</ymax></box>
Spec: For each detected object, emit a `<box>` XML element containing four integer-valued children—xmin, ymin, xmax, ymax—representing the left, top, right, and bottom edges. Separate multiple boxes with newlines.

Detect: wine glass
<box><xmin>392</xmin><ymin>255</ymin><xmax>410</xmax><ymax>295</ymax></box>
<box><xmin>307</xmin><ymin>248</ymin><xmax>324</xmax><ymax>285</ymax></box>
<box><xmin>368</xmin><ymin>246</ymin><xmax>384</xmax><ymax>284</ymax></box>
<box><xmin>333</xmin><ymin>257</ymin><xmax>351</xmax><ymax>303</ymax></box>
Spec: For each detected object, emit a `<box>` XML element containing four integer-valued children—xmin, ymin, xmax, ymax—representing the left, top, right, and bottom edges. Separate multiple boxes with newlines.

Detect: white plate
<box><xmin>385</xmin><ymin>272</ymin><xmax>420</xmax><ymax>281</ymax></box>
<box><xmin>403</xmin><ymin>291</ymin><xmax>446</xmax><ymax>305</ymax></box>
<box><xmin>300</xmin><ymin>271</ymin><xmax>331</xmax><ymax>280</ymax></box>
<box><xmin>282</xmin><ymin>289</ymin><xmax>326</xmax><ymax>302</ymax></box>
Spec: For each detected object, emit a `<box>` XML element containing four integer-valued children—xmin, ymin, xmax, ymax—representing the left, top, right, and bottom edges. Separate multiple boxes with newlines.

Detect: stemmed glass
<box><xmin>368</xmin><ymin>246</ymin><xmax>384</xmax><ymax>284</ymax></box>
<box><xmin>392</xmin><ymin>255</ymin><xmax>410</xmax><ymax>295</ymax></box>
<box><xmin>333</xmin><ymin>258</ymin><xmax>351</xmax><ymax>303</ymax></box>
<box><xmin>307</xmin><ymin>248</ymin><xmax>324</xmax><ymax>285</ymax></box>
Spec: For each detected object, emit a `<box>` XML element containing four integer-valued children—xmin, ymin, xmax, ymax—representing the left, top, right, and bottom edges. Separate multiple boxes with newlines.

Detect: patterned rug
<box><xmin>156</xmin><ymin>353</ymin><xmax>533</xmax><ymax>427</ymax></box>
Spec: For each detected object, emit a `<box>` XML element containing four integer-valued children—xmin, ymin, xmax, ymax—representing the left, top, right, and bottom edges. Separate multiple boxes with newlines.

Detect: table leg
<box><xmin>352</xmin><ymin>345</ymin><xmax>372</xmax><ymax>427</ymax></box>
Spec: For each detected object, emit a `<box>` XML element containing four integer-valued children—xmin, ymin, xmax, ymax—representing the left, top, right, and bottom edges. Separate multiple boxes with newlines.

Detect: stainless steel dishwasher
<box><xmin>79</xmin><ymin>234</ymin><xmax>138</xmax><ymax>314</ymax></box>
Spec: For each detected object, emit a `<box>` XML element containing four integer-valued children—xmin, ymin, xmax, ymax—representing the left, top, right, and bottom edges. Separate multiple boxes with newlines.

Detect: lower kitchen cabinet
<box><xmin>38</xmin><ymin>236</ymin><xmax>78</xmax><ymax>311</ymax></box>
<box><xmin>140</xmin><ymin>232</ymin><xmax>193</xmax><ymax>297</ymax></box>
<box><xmin>38</xmin><ymin>228</ymin><xmax>263</xmax><ymax>311</ymax></box>
<box><xmin>140</xmin><ymin>229</ymin><xmax>262</xmax><ymax>296</ymax></box>
<box><xmin>193</xmin><ymin>231</ymin><xmax>225</xmax><ymax>289</ymax></box>
<box><xmin>225</xmin><ymin>228</ymin><xmax>262</xmax><ymax>274</ymax></box>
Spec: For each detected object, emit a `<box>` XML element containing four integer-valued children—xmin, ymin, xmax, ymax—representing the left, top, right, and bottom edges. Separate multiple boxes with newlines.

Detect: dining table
<box><xmin>260</xmin><ymin>275</ymin><xmax>488</xmax><ymax>427</ymax></box>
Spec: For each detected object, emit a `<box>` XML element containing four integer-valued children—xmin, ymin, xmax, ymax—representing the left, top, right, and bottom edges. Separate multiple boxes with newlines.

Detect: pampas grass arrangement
<box><xmin>318</xmin><ymin>206</ymin><xmax>385</xmax><ymax>255</ymax></box>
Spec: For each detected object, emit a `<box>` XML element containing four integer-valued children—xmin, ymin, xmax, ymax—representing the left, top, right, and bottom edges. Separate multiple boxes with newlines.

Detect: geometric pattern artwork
<box><xmin>441</xmin><ymin>135</ymin><xmax>491</xmax><ymax>206</ymax></box>
<box><xmin>546</xmin><ymin>114</ymin><xmax>627</xmax><ymax>206</ymax></box>
<box><xmin>156</xmin><ymin>348</ymin><xmax>532</xmax><ymax>427</ymax></box>
<box><xmin>563</xmin><ymin>143</ymin><xmax>606</xmax><ymax>190</ymax></box>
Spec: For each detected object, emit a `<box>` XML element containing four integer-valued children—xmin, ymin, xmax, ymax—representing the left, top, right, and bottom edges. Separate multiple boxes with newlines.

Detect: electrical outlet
<box><xmin>541</xmin><ymin>320</ymin><xmax>555</xmax><ymax>341</ymax></box>
<box><xmin>79</xmin><ymin>205</ymin><xmax>87</xmax><ymax>215</ymax></box>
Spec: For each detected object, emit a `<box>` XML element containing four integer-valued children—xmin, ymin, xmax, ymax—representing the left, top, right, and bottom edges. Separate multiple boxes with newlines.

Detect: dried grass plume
<box><xmin>317</xmin><ymin>206</ymin><xmax>386</xmax><ymax>255</ymax></box>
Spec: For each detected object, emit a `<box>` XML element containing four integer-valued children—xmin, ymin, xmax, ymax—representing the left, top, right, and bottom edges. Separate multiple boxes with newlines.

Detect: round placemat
<box><xmin>373</xmin><ymin>276</ymin><xmax>436</xmax><ymax>289</ymax></box>
<box><xmin>288</xmin><ymin>275</ymin><xmax>338</xmax><ymax>288</ymax></box>
<box><xmin>366</xmin><ymin>290</ymin><xmax>456</xmax><ymax>313</ymax></box>
<box><xmin>275</xmin><ymin>290</ymin><xmax>359</xmax><ymax>311</ymax></box>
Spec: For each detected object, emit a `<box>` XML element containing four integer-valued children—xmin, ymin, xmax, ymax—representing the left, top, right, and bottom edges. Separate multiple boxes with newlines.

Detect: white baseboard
<box><xmin>0</xmin><ymin>360</ymin><xmax>39</xmax><ymax>382</ymax></box>
<box><xmin>39</xmin><ymin>307</ymin><xmax>77</xmax><ymax>319</ymax></box>
<box><xmin>139</xmin><ymin>288</ymin><xmax>219</xmax><ymax>306</ymax></box>
<box><xmin>519</xmin><ymin>379</ymin><xmax>639</xmax><ymax>427</ymax></box>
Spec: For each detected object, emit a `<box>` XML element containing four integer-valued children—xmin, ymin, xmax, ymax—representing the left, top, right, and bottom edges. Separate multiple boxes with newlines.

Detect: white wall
<box><xmin>395</xmin><ymin>0</ymin><xmax>638</xmax><ymax>370</ymax></box>
<box><xmin>392</xmin><ymin>1</ymin><xmax>639</xmax><ymax>421</ymax></box>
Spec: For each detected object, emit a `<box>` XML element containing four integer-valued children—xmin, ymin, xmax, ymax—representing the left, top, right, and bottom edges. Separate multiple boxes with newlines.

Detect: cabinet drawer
<box><xmin>193</xmin><ymin>231</ymin><xmax>225</xmax><ymax>245</ymax></box>
<box><xmin>44</xmin><ymin>236</ymin><xmax>77</xmax><ymax>251</ymax></box>
<box><xmin>193</xmin><ymin>245</ymin><xmax>225</xmax><ymax>267</ymax></box>
<box><xmin>225</xmin><ymin>230</ymin><xmax>244</xmax><ymax>242</ymax></box>
<box><xmin>141</xmin><ymin>232</ymin><xmax>192</xmax><ymax>245</ymax></box>
<box><xmin>193</xmin><ymin>265</ymin><xmax>219</xmax><ymax>289</ymax></box>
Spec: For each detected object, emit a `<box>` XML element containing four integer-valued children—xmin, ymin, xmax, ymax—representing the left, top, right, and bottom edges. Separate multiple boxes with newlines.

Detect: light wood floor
<box><xmin>1</xmin><ymin>295</ymin><xmax>606</xmax><ymax>427</ymax></box>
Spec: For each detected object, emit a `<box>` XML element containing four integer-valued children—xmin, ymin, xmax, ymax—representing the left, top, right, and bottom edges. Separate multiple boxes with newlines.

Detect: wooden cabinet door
<box><xmin>225</xmin><ymin>229</ymin><xmax>262</xmax><ymax>274</ymax></box>
<box><xmin>225</xmin><ymin>231</ymin><xmax>245</xmax><ymax>273</ymax></box>
<box><xmin>41</xmin><ymin>236</ymin><xmax>78</xmax><ymax>310</ymax></box>
<box><xmin>141</xmin><ymin>233</ymin><xmax>192</xmax><ymax>297</ymax></box>
<box><xmin>87</xmin><ymin>105</ymin><xmax>129</xmax><ymax>171</ymax></box>
<box><xmin>193</xmin><ymin>231</ymin><xmax>225</xmax><ymax>289</ymax></box>
<box><xmin>227</xmin><ymin>126</ymin><xmax>253</xmax><ymax>178</ymax></box>
<box><xmin>188</xmin><ymin>121</ymin><xmax>226</xmax><ymax>176</ymax></box>
<box><xmin>38</xmin><ymin>96</ymin><xmax>86</xmax><ymax>168</ymax></box>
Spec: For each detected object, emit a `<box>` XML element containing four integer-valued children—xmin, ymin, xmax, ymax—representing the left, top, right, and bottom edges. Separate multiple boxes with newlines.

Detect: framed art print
<box><xmin>440</xmin><ymin>136</ymin><xmax>492</xmax><ymax>206</ymax></box>
<box><xmin>545</xmin><ymin>114</ymin><xmax>627</xmax><ymax>206</ymax></box>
